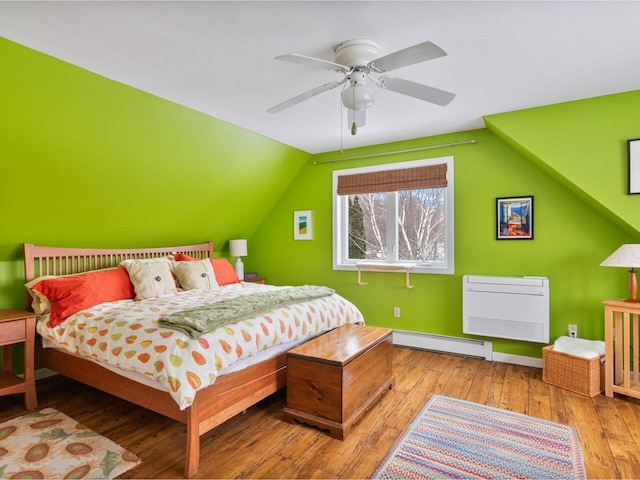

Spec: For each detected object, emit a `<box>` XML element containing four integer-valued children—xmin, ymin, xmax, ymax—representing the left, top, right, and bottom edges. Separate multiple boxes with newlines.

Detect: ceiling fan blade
<box><xmin>378</xmin><ymin>76</ymin><xmax>455</xmax><ymax>106</ymax></box>
<box><xmin>369</xmin><ymin>41</ymin><xmax>447</xmax><ymax>73</ymax></box>
<box><xmin>275</xmin><ymin>54</ymin><xmax>349</xmax><ymax>73</ymax></box>
<box><xmin>267</xmin><ymin>81</ymin><xmax>342</xmax><ymax>113</ymax></box>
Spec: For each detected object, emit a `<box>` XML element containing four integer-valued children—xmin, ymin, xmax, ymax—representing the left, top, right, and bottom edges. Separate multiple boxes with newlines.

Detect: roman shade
<box><xmin>336</xmin><ymin>163</ymin><xmax>447</xmax><ymax>195</ymax></box>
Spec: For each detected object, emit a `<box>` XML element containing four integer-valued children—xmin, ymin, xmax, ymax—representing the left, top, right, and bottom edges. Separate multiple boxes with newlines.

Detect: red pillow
<box><xmin>211</xmin><ymin>259</ymin><xmax>240</xmax><ymax>285</ymax></box>
<box><xmin>173</xmin><ymin>253</ymin><xmax>240</xmax><ymax>285</ymax></box>
<box><xmin>31</xmin><ymin>267</ymin><xmax>135</xmax><ymax>327</ymax></box>
<box><xmin>173</xmin><ymin>253</ymin><xmax>198</xmax><ymax>261</ymax></box>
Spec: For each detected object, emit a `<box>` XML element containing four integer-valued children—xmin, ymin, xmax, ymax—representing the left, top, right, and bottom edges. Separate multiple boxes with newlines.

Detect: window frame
<box><xmin>332</xmin><ymin>156</ymin><xmax>454</xmax><ymax>275</ymax></box>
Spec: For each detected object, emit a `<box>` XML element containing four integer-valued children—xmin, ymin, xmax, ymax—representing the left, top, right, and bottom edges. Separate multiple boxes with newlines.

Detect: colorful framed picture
<box><xmin>496</xmin><ymin>196</ymin><xmax>534</xmax><ymax>240</ymax></box>
<box><xmin>628</xmin><ymin>138</ymin><xmax>640</xmax><ymax>194</ymax></box>
<box><xmin>294</xmin><ymin>210</ymin><xmax>312</xmax><ymax>240</ymax></box>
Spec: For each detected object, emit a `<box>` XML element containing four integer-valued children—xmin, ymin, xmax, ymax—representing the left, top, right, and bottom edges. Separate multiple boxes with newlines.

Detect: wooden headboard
<box><xmin>24</xmin><ymin>242</ymin><xmax>213</xmax><ymax>283</ymax></box>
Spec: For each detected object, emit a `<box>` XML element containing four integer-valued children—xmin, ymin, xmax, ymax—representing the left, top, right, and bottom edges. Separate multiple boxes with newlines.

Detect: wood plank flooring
<box><xmin>1</xmin><ymin>346</ymin><xmax>639</xmax><ymax>478</ymax></box>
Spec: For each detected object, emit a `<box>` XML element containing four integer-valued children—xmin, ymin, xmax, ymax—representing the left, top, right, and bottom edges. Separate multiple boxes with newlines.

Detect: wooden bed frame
<box><xmin>23</xmin><ymin>242</ymin><xmax>288</xmax><ymax>478</ymax></box>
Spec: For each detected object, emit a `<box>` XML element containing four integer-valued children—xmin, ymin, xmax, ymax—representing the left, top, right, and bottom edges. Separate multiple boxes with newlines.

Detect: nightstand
<box><xmin>603</xmin><ymin>299</ymin><xmax>640</xmax><ymax>400</ymax></box>
<box><xmin>243</xmin><ymin>277</ymin><xmax>265</xmax><ymax>284</ymax></box>
<box><xmin>0</xmin><ymin>309</ymin><xmax>38</xmax><ymax>409</ymax></box>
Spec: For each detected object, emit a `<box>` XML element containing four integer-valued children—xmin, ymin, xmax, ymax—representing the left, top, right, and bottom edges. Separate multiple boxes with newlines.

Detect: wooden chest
<box><xmin>282</xmin><ymin>324</ymin><xmax>394</xmax><ymax>440</ymax></box>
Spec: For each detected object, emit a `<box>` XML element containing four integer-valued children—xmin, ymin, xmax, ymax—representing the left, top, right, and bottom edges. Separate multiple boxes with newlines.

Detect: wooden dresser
<box><xmin>283</xmin><ymin>324</ymin><xmax>394</xmax><ymax>439</ymax></box>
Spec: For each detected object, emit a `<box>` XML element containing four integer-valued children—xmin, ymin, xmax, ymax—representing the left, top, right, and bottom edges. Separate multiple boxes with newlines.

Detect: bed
<box><xmin>23</xmin><ymin>242</ymin><xmax>364</xmax><ymax>477</ymax></box>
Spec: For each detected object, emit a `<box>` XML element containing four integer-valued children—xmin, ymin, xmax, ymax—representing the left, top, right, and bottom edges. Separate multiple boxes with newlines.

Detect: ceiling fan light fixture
<box><xmin>341</xmin><ymin>84</ymin><xmax>375</xmax><ymax>111</ymax></box>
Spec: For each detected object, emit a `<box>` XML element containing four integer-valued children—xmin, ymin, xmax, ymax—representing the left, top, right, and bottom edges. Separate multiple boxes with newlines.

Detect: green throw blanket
<box><xmin>158</xmin><ymin>285</ymin><xmax>335</xmax><ymax>339</ymax></box>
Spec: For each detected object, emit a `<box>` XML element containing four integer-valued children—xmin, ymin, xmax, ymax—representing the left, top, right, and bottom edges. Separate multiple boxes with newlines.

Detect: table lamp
<box><xmin>600</xmin><ymin>244</ymin><xmax>640</xmax><ymax>303</ymax></box>
<box><xmin>229</xmin><ymin>239</ymin><xmax>247</xmax><ymax>280</ymax></box>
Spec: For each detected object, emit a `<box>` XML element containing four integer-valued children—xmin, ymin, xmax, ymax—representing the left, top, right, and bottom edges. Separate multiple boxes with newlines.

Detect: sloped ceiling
<box><xmin>1</xmin><ymin>1</ymin><xmax>640</xmax><ymax>154</ymax></box>
<box><xmin>485</xmin><ymin>90</ymin><xmax>640</xmax><ymax>236</ymax></box>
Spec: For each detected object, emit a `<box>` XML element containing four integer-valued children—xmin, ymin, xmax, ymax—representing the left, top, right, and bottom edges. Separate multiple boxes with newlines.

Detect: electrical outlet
<box><xmin>568</xmin><ymin>324</ymin><xmax>578</xmax><ymax>338</ymax></box>
<box><xmin>393</xmin><ymin>307</ymin><xmax>400</xmax><ymax>318</ymax></box>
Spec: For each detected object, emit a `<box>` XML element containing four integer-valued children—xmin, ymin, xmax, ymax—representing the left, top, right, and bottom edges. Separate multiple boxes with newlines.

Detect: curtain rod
<box><xmin>313</xmin><ymin>139</ymin><xmax>476</xmax><ymax>165</ymax></box>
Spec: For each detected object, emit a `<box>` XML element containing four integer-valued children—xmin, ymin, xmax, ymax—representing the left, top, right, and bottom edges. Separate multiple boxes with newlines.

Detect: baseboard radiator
<box><xmin>393</xmin><ymin>329</ymin><xmax>493</xmax><ymax>361</ymax></box>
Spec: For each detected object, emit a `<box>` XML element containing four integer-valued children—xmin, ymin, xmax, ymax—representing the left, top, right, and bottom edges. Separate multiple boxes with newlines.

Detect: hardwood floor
<box><xmin>2</xmin><ymin>346</ymin><xmax>640</xmax><ymax>478</ymax></box>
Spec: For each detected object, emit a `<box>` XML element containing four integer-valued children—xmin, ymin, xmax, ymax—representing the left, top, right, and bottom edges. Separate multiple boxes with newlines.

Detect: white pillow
<box><xmin>124</xmin><ymin>261</ymin><xmax>177</xmax><ymax>300</ymax></box>
<box><xmin>121</xmin><ymin>256</ymin><xmax>179</xmax><ymax>287</ymax></box>
<box><xmin>119</xmin><ymin>256</ymin><xmax>174</xmax><ymax>269</ymax></box>
<box><xmin>173</xmin><ymin>259</ymin><xmax>219</xmax><ymax>290</ymax></box>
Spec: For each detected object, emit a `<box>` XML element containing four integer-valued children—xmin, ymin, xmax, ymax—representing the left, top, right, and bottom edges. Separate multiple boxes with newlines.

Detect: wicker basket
<box><xmin>542</xmin><ymin>345</ymin><xmax>604</xmax><ymax>397</ymax></box>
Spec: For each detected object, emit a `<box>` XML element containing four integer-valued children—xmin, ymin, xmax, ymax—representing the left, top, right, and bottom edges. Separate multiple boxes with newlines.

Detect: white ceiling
<box><xmin>2</xmin><ymin>1</ymin><xmax>639</xmax><ymax>154</ymax></box>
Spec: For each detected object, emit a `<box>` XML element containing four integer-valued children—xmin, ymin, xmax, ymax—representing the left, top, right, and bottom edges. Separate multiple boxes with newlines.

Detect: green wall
<box><xmin>2</xmin><ymin>36</ymin><xmax>638</xmax><ymax>364</ymax></box>
<box><xmin>0</xmin><ymin>37</ymin><xmax>309</xmax><ymax>310</ymax></box>
<box><xmin>485</xmin><ymin>90</ymin><xmax>640</xmax><ymax>236</ymax></box>
<box><xmin>250</xmin><ymin>96</ymin><xmax>639</xmax><ymax>357</ymax></box>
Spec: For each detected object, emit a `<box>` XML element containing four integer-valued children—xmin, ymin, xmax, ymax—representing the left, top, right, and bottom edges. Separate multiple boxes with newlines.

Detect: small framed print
<box><xmin>496</xmin><ymin>196</ymin><xmax>534</xmax><ymax>240</ymax></box>
<box><xmin>628</xmin><ymin>138</ymin><xmax>640</xmax><ymax>194</ymax></box>
<box><xmin>294</xmin><ymin>210</ymin><xmax>312</xmax><ymax>240</ymax></box>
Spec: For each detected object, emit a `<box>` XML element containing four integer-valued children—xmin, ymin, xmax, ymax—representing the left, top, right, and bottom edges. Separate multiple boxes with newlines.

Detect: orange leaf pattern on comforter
<box><xmin>36</xmin><ymin>283</ymin><xmax>364</xmax><ymax>410</ymax></box>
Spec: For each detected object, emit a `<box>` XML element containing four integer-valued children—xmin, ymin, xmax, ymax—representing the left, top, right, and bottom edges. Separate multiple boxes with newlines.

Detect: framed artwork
<box><xmin>496</xmin><ymin>196</ymin><xmax>534</xmax><ymax>240</ymax></box>
<box><xmin>294</xmin><ymin>210</ymin><xmax>312</xmax><ymax>240</ymax></box>
<box><xmin>628</xmin><ymin>138</ymin><xmax>640</xmax><ymax>194</ymax></box>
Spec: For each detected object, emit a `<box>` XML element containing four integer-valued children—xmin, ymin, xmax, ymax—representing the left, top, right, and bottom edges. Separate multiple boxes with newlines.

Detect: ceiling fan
<box><xmin>267</xmin><ymin>39</ymin><xmax>455</xmax><ymax>134</ymax></box>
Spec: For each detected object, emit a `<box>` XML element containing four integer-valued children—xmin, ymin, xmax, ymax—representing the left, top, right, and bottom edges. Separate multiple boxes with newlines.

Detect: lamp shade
<box><xmin>600</xmin><ymin>244</ymin><xmax>640</xmax><ymax>268</ymax></box>
<box><xmin>229</xmin><ymin>239</ymin><xmax>247</xmax><ymax>257</ymax></box>
<box><xmin>601</xmin><ymin>244</ymin><xmax>640</xmax><ymax>303</ymax></box>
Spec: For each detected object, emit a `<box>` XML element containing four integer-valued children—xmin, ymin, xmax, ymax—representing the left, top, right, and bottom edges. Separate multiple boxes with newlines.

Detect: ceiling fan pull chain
<box><xmin>351</xmin><ymin>87</ymin><xmax>358</xmax><ymax>135</ymax></box>
<box><xmin>340</xmin><ymin>93</ymin><xmax>344</xmax><ymax>153</ymax></box>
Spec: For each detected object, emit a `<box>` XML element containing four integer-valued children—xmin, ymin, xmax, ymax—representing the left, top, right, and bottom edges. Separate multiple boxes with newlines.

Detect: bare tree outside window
<box><xmin>398</xmin><ymin>188</ymin><xmax>445</xmax><ymax>262</ymax></box>
<box><xmin>347</xmin><ymin>188</ymin><xmax>444</xmax><ymax>263</ymax></box>
<box><xmin>348</xmin><ymin>192</ymin><xmax>387</xmax><ymax>260</ymax></box>
<box><xmin>334</xmin><ymin>157</ymin><xmax>453</xmax><ymax>274</ymax></box>
<box><xmin>348</xmin><ymin>196</ymin><xmax>366</xmax><ymax>259</ymax></box>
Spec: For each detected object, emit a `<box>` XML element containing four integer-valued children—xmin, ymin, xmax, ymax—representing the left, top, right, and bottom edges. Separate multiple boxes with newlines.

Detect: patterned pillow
<box><xmin>173</xmin><ymin>259</ymin><xmax>219</xmax><ymax>290</ymax></box>
<box><xmin>120</xmin><ymin>256</ymin><xmax>174</xmax><ymax>269</ymax></box>
<box><xmin>124</xmin><ymin>261</ymin><xmax>177</xmax><ymax>300</ymax></box>
<box><xmin>172</xmin><ymin>253</ymin><xmax>240</xmax><ymax>285</ymax></box>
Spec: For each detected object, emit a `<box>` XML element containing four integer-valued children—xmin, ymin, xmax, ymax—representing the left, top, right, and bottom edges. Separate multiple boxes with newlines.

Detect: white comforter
<box><xmin>37</xmin><ymin>282</ymin><xmax>364</xmax><ymax>409</ymax></box>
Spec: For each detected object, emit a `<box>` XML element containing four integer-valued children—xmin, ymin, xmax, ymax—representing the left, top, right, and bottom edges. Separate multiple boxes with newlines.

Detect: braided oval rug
<box><xmin>374</xmin><ymin>395</ymin><xmax>586</xmax><ymax>479</ymax></box>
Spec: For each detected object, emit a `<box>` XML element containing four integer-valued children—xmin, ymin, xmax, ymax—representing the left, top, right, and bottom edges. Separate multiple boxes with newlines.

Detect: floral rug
<box><xmin>373</xmin><ymin>395</ymin><xmax>586</xmax><ymax>479</ymax></box>
<box><xmin>0</xmin><ymin>408</ymin><xmax>140</xmax><ymax>479</ymax></box>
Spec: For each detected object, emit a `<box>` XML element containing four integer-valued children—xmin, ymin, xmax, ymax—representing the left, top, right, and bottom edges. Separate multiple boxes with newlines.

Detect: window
<box><xmin>332</xmin><ymin>156</ymin><xmax>454</xmax><ymax>274</ymax></box>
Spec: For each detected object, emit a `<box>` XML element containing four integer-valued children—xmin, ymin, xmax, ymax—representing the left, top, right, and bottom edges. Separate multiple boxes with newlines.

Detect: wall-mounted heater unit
<box><xmin>463</xmin><ymin>275</ymin><xmax>549</xmax><ymax>343</ymax></box>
